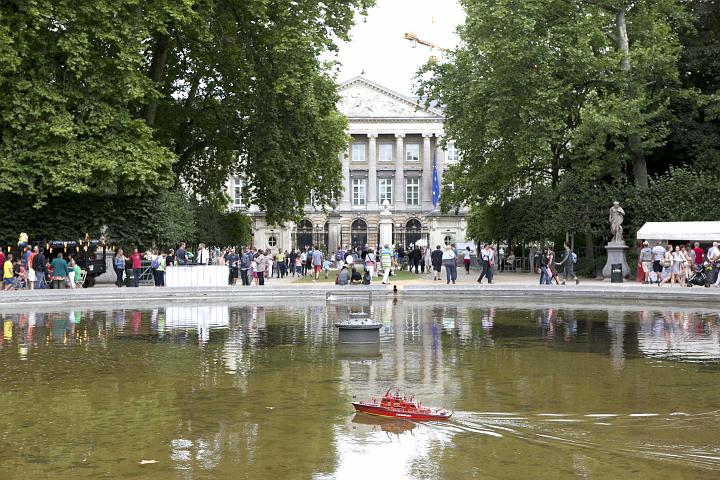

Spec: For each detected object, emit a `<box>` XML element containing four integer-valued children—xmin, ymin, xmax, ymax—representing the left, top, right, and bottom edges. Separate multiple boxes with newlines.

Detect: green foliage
<box><xmin>0</xmin><ymin>1</ymin><xmax>176</xmax><ymax>204</ymax></box>
<box><xmin>0</xmin><ymin>190</ymin><xmax>250</xmax><ymax>249</ymax></box>
<box><xmin>0</xmin><ymin>0</ymin><xmax>374</xmax><ymax>223</ymax></box>
<box><xmin>194</xmin><ymin>203</ymin><xmax>251</xmax><ymax>247</ymax></box>
<box><xmin>469</xmin><ymin>166</ymin><xmax>720</xmax><ymax>251</ymax></box>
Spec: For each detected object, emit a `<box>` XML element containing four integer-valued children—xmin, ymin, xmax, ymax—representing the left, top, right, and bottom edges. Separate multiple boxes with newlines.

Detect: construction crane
<box><xmin>404</xmin><ymin>32</ymin><xmax>448</xmax><ymax>63</ymax></box>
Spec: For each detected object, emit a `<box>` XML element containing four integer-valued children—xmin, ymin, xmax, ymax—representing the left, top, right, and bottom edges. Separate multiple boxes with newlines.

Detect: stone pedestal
<box><xmin>602</xmin><ymin>242</ymin><xmax>630</xmax><ymax>279</ymax></box>
<box><xmin>327</xmin><ymin>210</ymin><xmax>341</xmax><ymax>255</ymax></box>
<box><xmin>379</xmin><ymin>209</ymin><xmax>393</xmax><ymax>248</ymax></box>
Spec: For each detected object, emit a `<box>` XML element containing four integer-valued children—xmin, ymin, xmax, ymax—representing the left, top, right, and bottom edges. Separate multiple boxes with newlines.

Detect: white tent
<box><xmin>636</xmin><ymin>221</ymin><xmax>720</xmax><ymax>241</ymax></box>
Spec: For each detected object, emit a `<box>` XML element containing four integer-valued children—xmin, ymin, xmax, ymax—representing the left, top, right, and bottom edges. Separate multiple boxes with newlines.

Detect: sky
<box><xmin>334</xmin><ymin>0</ymin><xmax>465</xmax><ymax>97</ymax></box>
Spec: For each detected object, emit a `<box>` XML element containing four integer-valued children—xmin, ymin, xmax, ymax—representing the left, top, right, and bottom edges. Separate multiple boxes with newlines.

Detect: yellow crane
<box><xmin>404</xmin><ymin>32</ymin><xmax>448</xmax><ymax>62</ymax></box>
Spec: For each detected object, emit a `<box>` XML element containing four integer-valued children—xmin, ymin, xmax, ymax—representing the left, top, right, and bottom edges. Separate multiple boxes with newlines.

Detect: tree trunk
<box><xmin>615</xmin><ymin>9</ymin><xmax>649</xmax><ymax>189</ymax></box>
<box><xmin>144</xmin><ymin>34</ymin><xmax>170</xmax><ymax>127</ymax></box>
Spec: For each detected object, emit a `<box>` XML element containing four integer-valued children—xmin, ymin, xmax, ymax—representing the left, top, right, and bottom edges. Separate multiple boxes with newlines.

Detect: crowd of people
<box><xmin>1</xmin><ymin>246</ymin><xmax>86</xmax><ymax>291</ymax></box>
<box><xmin>637</xmin><ymin>241</ymin><xmax>720</xmax><ymax>288</ymax></box>
<box><xmin>6</xmin><ymin>237</ymin><xmax>720</xmax><ymax>291</ymax></box>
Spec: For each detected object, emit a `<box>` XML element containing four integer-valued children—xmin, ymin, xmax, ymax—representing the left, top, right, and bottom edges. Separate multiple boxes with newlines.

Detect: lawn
<box><xmin>292</xmin><ymin>268</ymin><xmax>424</xmax><ymax>283</ymax></box>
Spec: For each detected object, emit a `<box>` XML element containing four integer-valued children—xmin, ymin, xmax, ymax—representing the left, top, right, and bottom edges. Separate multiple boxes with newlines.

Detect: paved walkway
<box><xmin>0</xmin><ymin>268</ymin><xmax>716</xmax><ymax>309</ymax></box>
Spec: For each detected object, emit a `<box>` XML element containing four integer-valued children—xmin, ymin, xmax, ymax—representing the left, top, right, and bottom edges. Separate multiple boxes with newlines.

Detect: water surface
<box><xmin>1</xmin><ymin>300</ymin><xmax>719</xmax><ymax>479</ymax></box>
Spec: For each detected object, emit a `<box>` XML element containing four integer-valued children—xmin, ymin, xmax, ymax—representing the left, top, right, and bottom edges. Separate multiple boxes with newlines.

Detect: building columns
<box><xmin>367</xmin><ymin>133</ymin><xmax>378</xmax><ymax>209</ymax></box>
<box><xmin>340</xmin><ymin>149</ymin><xmax>350</xmax><ymax>209</ymax></box>
<box><xmin>422</xmin><ymin>133</ymin><xmax>432</xmax><ymax>209</ymax></box>
<box><xmin>435</xmin><ymin>135</ymin><xmax>445</xmax><ymax>207</ymax></box>
<box><xmin>395</xmin><ymin>133</ymin><xmax>405</xmax><ymax>208</ymax></box>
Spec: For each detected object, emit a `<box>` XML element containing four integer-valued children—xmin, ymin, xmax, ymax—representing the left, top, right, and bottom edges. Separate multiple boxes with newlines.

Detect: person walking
<box><xmin>658</xmin><ymin>245</ymin><xmax>675</xmax><ymax>286</ymax></box>
<box><xmin>114</xmin><ymin>248</ymin><xmax>127</xmax><ymax>287</ymax></box>
<box><xmin>311</xmin><ymin>246</ymin><xmax>323</xmax><ymax>281</ymax></box>
<box><xmin>537</xmin><ymin>248</ymin><xmax>551</xmax><ymax>285</ymax></box>
<box><xmin>477</xmin><ymin>244</ymin><xmax>493</xmax><ymax>284</ymax></box>
<box><xmin>364</xmin><ymin>249</ymin><xmax>376</xmax><ymax>282</ymax></box>
<box><xmin>380</xmin><ymin>244</ymin><xmax>393</xmax><ymax>284</ymax></box>
<box><xmin>431</xmin><ymin>245</ymin><xmax>443</xmax><ymax>281</ymax></box>
<box><xmin>672</xmin><ymin>245</ymin><xmax>686</xmax><ymax>287</ymax></box>
<box><xmin>423</xmin><ymin>247</ymin><xmax>432</xmax><ymax>275</ymax></box>
<box><xmin>651</xmin><ymin>242</ymin><xmax>666</xmax><ymax>285</ymax></box>
<box><xmin>463</xmin><ymin>246</ymin><xmax>473</xmax><ymax>274</ymax></box>
<box><xmin>255</xmin><ymin>250</ymin><xmax>268</xmax><ymax>285</ymax></box>
<box><xmin>442</xmin><ymin>245</ymin><xmax>458</xmax><ymax>284</ymax></box>
<box><xmin>555</xmin><ymin>243</ymin><xmax>579</xmax><ymax>285</ymax></box>
<box><xmin>50</xmin><ymin>253</ymin><xmax>70</xmax><ymax>289</ymax></box>
<box><xmin>638</xmin><ymin>241</ymin><xmax>653</xmax><ymax>284</ymax></box>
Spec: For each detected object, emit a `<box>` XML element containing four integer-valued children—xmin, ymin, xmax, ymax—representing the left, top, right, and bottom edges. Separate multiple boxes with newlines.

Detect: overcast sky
<box><xmin>334</xmin><ymin>0</ymin><xmax>465</xmax><ymax>96</ymax></box>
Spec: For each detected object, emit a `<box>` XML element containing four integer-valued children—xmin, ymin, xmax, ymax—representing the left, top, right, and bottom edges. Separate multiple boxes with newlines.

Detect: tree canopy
<box><xmin>419</xmin><ymin>0</ymin><xmax>720</xmax><ymax>253</ymax></box>
<box><xmin>0</xmin><ymin>0</ymin><xmax>373</xmax><ymax>224</ymax></box>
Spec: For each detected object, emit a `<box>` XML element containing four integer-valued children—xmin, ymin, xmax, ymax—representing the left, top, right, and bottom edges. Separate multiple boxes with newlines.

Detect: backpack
<box><xmin>151</xmin><ymin>257</ymin><xmax>160</xmax><ymax>269</ymax></box>
<box><xmin>571</xmin><ymin>252</ymin><xmax>577</xmax><ymax>264</ymax></box>
<box><xmin>362</xmin><ymin>271</ymin><xmax>371</xmax><ymax>285</ymax></box>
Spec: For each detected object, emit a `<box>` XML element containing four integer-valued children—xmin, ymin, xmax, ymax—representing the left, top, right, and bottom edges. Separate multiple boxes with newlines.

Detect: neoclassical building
<box><xmin>230</xmin><ymin>76</ymin><xmax>468</xmax><ymax>252</ymax></box>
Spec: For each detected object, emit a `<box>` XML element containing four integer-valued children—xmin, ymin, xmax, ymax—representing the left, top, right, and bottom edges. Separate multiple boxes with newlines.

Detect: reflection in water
<box><xmin>1</xmin><ymin>302</ymin><xmax>720</xmax><ymax>479</ymax></box>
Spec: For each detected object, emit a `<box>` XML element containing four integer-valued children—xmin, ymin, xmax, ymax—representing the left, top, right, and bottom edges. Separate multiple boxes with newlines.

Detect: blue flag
<box><xmin>432</xmin><ymin>151</ymin><xmax>440</xmax><ymax>208</ymax></box>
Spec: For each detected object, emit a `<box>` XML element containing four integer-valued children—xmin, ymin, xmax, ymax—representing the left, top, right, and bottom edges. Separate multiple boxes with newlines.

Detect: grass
<box><xmin>292</xmin><ymin>268</ymin><xmax>422</xmax><ymax>284</ymax></box>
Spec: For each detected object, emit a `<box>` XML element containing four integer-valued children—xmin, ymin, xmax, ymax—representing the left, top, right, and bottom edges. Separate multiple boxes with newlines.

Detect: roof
<box><xmin>338</xmin><ymin>76</ymin><xmax>444</xmax><ymax>119</ymax></box>
<box><xmin>636</xmin><ymin>222</ymin><xmax>720</xmax><ymax>241</ymax></box>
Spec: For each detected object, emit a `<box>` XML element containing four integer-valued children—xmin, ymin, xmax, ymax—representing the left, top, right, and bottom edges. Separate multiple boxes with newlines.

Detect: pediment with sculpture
<box><xmin>338</xmin><ymin>77</ymin><xmax>443</xmax><ymax>119</ymax></box>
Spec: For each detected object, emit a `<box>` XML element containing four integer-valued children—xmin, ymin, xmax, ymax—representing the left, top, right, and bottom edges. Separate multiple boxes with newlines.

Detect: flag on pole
<box><xmin>432</xmin><ymin>151</ymin><xmax>440</xmax><ymax>208</ymax></box>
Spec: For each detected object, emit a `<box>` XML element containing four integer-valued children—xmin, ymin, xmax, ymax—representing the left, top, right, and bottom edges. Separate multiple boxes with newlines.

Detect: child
<box><xmin>294</xmin><ymin>255</ymin><xmax>302</xmax><ymax>276</ymax></box>
<box><xmin>322</xmin><ymin>257</ymin><xmax>332</xmax><ymax>279</ymax></box>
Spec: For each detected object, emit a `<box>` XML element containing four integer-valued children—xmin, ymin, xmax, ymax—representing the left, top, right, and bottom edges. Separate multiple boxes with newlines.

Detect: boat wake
<box><xmin>430</xmin><ymin>410</ymin><xmax>720</xmax><ymax>471</ymax></box>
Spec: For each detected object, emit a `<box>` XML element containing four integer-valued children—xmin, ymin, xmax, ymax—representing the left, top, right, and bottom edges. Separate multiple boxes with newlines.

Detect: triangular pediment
<box><xmin>338</xmin><ymin>77</ymin><xmax>443</xmax><ymax>119</ymax></box>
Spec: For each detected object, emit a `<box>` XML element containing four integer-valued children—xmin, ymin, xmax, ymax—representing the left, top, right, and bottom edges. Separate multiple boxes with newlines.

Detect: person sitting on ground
<box><xmin>337</xmin><ymin>264</ymin><xmax>350</xmax><ymax>286</ymax></box>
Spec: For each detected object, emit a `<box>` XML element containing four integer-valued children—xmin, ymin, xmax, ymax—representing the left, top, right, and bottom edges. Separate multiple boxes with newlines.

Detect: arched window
<box><xmin>351</xmin><ymin>219</ymin><xmax>368</xmax><ymax>249</ymax></box>
<box><xmin>296</xmin><ymin>219</ymin><xmax>313</xmax><ymax>250</ymax></box>
<box><xmin>405</xmin><ymin>219</ymin><xmax>421</xmax><ymax>248</ymax></box>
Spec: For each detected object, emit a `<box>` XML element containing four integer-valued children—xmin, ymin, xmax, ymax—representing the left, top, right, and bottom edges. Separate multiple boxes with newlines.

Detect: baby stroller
<box><xmin>687</xmin><ymin>262</ymin><xmax>710</xmax><ymax>287</ymax></box>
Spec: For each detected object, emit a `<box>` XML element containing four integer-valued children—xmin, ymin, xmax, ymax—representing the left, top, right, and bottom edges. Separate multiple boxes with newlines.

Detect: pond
<box><xmin>1</xmin><ymin>299</ymin><xmax>719</xmax><ymax>479</ymax></box>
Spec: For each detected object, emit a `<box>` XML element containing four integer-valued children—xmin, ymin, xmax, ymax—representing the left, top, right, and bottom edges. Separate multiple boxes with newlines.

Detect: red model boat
<box><xmin>352</xmin><ymin>388</ymin><xmax>453</xmax><ymax>421</ymax></box>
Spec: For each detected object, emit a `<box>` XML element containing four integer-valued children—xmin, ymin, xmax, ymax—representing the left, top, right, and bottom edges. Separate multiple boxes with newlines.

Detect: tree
<box><xmin>0</xmin><ymin>0</ymin><xmax>374</xmax><ymax>224</ymax></box>
<box><xmin>0</xmin><ymin>1</ymin><xmax>176</xmax><ymax>206</ymax></box>
<box><xmin>143</xmin><ymin>0</ymin><xmax>373</xmax><ymax>223</ymax></box>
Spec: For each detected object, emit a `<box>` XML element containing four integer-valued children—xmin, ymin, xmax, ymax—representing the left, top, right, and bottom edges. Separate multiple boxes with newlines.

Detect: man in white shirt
<box><xmin>650</xmin><ymin>243</ymin><xmax>666</xmax><ymax>284</ymax></box>
<box><xmin>196</xmin><ymin>243</ymin><xmax>210</xmax><ymax>265</ymax></box>
<box><xmin>709</xmin><ymin>242</ymin><xmax>720</xmax><ymax>287</ymax></box>
<box><xmin>476</xmin><ymin>244</ymin><xmax>494</xmax><ymax>284</ymax></box>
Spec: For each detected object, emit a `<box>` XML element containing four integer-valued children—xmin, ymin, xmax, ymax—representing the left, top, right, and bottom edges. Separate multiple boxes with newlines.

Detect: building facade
<box><xmin>230</xmin><ymin>76</ymin><xmax>467</xmax><ymax>252</ymax></box>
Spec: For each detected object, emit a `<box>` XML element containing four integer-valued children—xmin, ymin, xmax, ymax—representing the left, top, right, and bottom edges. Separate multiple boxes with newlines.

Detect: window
<box><xmin>379</xmin><ymin>178</ymin><xmax>393</xmax><ymax>204</ymax></box>
<box><xmin>268</xmin><ymin>236</ymin><xmax>277</xmax><ymax>247</ymax></box>
<box><xmin>352</xmin><ymin>143</ymin><xmax>366</xmax><ymax>162</ymax></box>
<box><xmin>352</xmin><ymin>178</ymin><xmax>366</xmax><ymax>205</ymax></box>
<box><xmin>233</xmin><ymin>177</ymin><xmax>243</xmax><ymax>207</ymax></box>
<box><xmin>406</xmin><ymin>144</ymin><xmax>420</xmax><ymax>162</ymax></box>
<box><xmin>379</xmin><ymin>143</ymin><xmax>393</xmax><ymax>162</ymax></box>
<box><xmin>446</xmin><ymin>142</ymin><xmax>459</xmax><ymax>164</ymax></box>
<box><xmin>444</xmin><ymin>235</ymin><xmax>453</xmax><ymax>246</ymax></box>
<box><xmin>406</xmin><ymin>178</ymin><xmax>420</xmax><ymax>206</ymax></box>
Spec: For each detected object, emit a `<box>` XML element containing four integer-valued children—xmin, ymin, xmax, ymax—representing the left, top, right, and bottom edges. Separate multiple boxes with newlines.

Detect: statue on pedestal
<box><xmin>609</xmin><ymin>201</ymin><xmax>625</xmax><ymax>244</ymax></box>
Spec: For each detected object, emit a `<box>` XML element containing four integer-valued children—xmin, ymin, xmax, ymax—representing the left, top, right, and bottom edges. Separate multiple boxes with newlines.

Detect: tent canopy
<box><xmin>636</xmin><ymin>222</ymin><xmax>720</xmax><ymax>242</ymax></box>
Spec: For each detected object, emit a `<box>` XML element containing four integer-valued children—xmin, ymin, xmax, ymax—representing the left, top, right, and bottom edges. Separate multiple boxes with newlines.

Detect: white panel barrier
<box><xmin>165</xmin><ymin>265</ymin><xmax>229</xmax><ymax>288</ymax></box>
